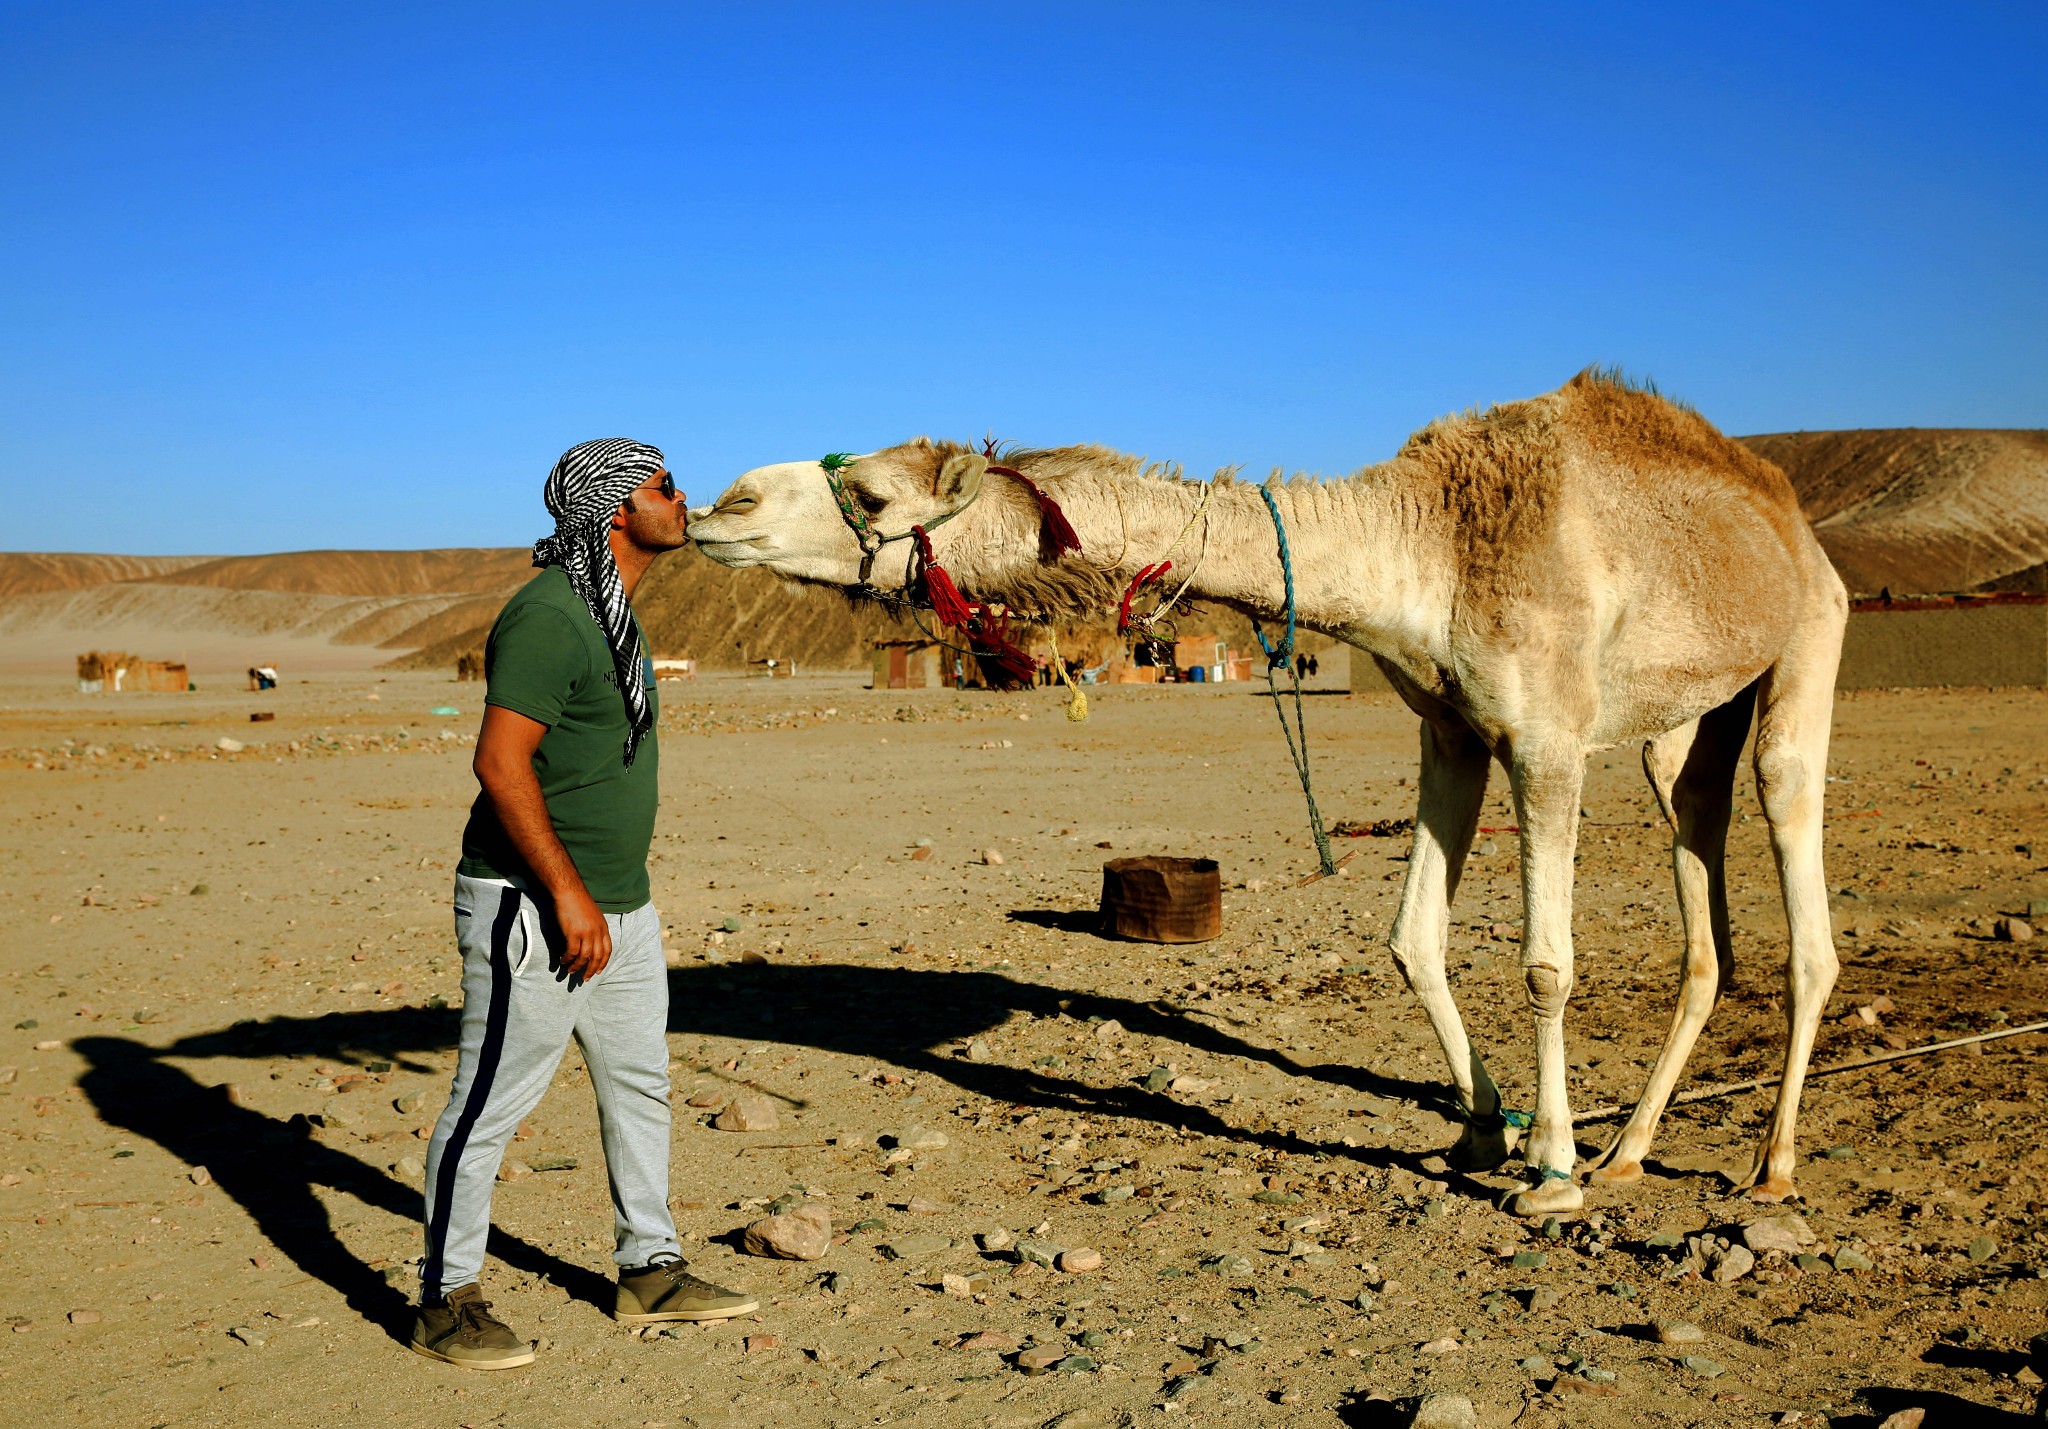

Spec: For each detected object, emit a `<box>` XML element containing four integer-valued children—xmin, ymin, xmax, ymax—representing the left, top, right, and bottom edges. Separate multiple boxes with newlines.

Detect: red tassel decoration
<box><xmin>913</xmin><ymin>526</ymin><xmax>974</xmax><ymax>629</ymax></box>
<box><xmin>1117</xmin><ymin>561</ymin><xmax>1172</xmax><ymax>634</ymax></box>
<box><xmin>968</xmin><ymin>610</ymin><xmax>1041</xmax><ymax>690</ymax></box>
<box><xmin>991</xmin><ymin>465</ymin><xmax>1081</xmax><ymax>558</ymax></box>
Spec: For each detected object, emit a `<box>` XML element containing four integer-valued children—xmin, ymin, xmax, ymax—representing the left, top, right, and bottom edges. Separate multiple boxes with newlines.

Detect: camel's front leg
<box><xmin>1504</xmin><ymin>739</ymin><xmax>1587</xmax><ymax>1216</ymax></box>
<box><xmin>1386</xmin><ymin>715</ymin><xmax>1510</xmax><ymax>1169</ymax></box>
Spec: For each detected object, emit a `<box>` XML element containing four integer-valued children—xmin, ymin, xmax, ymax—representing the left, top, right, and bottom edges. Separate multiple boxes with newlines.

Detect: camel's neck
<box><xmin>956</xmin><ymin>455</ymin><xmax>1439</xmax><ymax>654</ymax></box>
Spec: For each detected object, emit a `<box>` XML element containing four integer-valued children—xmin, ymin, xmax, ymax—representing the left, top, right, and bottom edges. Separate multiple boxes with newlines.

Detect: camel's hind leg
<box><xmin>1588</xmin><ymin>685</ymin><xmax>1755</xmax><ymax>1186</ymax></box>
<box><xmin>1386</xmin><ymin>713</ymin><xmax>1510</xmax><ymax>1169</ymax></box>
<box><xmin>1741</xmin><ymin>603</ymin><xmax>1846</xmax><ymax>1201</ymax></box>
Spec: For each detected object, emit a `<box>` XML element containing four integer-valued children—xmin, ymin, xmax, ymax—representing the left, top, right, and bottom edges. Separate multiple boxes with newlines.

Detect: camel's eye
<box><xmin>715</xmin><ymin>493</ymin><xmax>757</xmax><ymax>516</ymax></box>
<box><xmin>854</xmin><ymin>490</ymin><xmax>888</xmax><ymax>517</ymax></box>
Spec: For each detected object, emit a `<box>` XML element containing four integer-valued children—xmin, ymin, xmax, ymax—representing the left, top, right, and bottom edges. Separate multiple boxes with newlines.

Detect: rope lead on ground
<box><xmin>1252</xmin><ymin>485</ymin><xmax>1336</xmax><ymax>877</ymax></box>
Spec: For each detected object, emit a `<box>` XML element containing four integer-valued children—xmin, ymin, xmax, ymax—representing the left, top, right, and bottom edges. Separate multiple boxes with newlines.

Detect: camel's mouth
<box><xmin>689</xmin><ymin>536</ymin><xmax>772</xmax><ymax>568</ymax></box>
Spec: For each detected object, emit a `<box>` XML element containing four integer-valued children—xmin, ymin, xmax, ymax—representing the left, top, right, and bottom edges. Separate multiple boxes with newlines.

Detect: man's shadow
<box><xmin>76</xmin><ymin>1015</ymin><xmax>613</xmax><ymax>1344</ymax></box>
<box><xmin>74</xmin><ymin>961</ymin><xmax>1448</xmax><ymax>1340</ymax></box>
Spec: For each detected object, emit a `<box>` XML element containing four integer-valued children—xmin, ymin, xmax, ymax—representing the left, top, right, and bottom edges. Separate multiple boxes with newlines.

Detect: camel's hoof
<box><xmin>1745</xmin><ymin>1178</ymin><xmax>1797</xmax><ymax>1204</ymax></box>
<box><xmin>1502</xmin><ymin>1176</ymin><xmax>1584</xmax><ymax>1218</ymax></box>
<box><xmin>1589</xmin><ymin>1159</ymin><xmax>1644</xmax><ymax>1187</ymax></box>
<box><xmin>1449</xmin><ymin>1124</ymin><xmax>1515</xmax><ymax>1172</ymax></box>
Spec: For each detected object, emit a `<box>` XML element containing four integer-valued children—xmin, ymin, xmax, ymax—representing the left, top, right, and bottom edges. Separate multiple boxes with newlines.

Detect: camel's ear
<box><xmin>933</xmin><ymin>451</ymin><xmax>988</xmax><ymax>512</ymax></box>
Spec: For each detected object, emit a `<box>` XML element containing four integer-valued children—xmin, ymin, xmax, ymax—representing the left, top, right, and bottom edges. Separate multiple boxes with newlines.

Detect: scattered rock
<box><xmin>393</xmin><ymin>1090</ymin><xmax>428</xmax><ymax>1115</ymax></box>
<box><xmin>1511</xmin><ymin>1250</ymin><xmax>1548</xmax><ymax>1270</ymax></box>
<box><xmin>1419</xmin><ymin>1335</ymin><xmax>1461</xmax><ymax>1355</ymax></box>
<box><xmin>964</xmin><ymin>1039</ymin><xmax>991</xmax><ymax>1063</ymax></box>
<box><xmin>1709</xmin><ymin>1244</ymin><xmax>1756</xmax><ymax>1283</ymax></box>
<box><xmin>215</xmin><ymin>737</ymin><xmax>244</xmax><ymax>753</ymax></box>
<box><xmin>978</xmin><ymin>1228</ymin><xmax>1013</xmax><ymax>1252</ymax></box>
<box><xmin>1994</xmin><ymin>917</ymin><xmax>2034</xmax><ymax>942</ymax></box>
<box><xmin>188</xmin><ymin>1166</ymin><xmax>213</xmax><ymax>1187</ymax></box>
<box><xmin>1526</xmin><ymin>1285</ymin><xmax>1563</xmax><ymax>1312</ymax></box>
<box><xmin>1057</xmin><ymin>1247</ymin><xmax>1103</xmax><ymax>1273</ymax></box>
<box><xmin>1681</xmin><ymin>1354</ymin><xmax>1726</xmax><ymax>1378</ymax></box>
<box><xmin>941</xmin><ymin>1272</ymin><xmax>993</xmax><ymax>1297</ymax></box>
<box><xmin>226</xmin><ymin>1324</ymin><xmax>263</xmax><ymax>1346</ymax></box>
<box><xmin>890</xmin><ymin>1124</ymin><xmax>948</xmax><ymax>1152</ymax></box>
<box><xmin>958</xmin><ymin>1331</ymin><xmax>1018</xmax><ymax>1352</ymax></box>
<box><xmin>394</xmin><ymin>1156</ymin><xmax>424</xmax><ymax>1179</ymax></box>
<box><xmin>743</xmin><ymin>1333</ymin><xmax>780</xmax><ymax>1353</ymax></box>
<box><xmin>67</xmin><ymin>1309</ymin><xmax>101</xmax><ymax>1326</ymax></box>
<box><xmin>1832</xmin><ymin>1247</ymin><xmax>1875</xmax><ymax>1272</ymax></box>
<box><xmin>878</xmin><ymin>1234</ymin><xmax>953</xmax><ymax>1260</ymax></box>
<box><xmin>1014</xmin><ymin>1238</ymin><xmax>1064</xmax><ymax>1268</ymax></box>
<box><xmin>1874</xmin><ymin>1411</ymin><xmax>1926</xmax><ymax>1429</ymax></box>
<box><xmin>685</xmin><ymin>1088</ymin><xmax>726</xmax><ymax>1108</ymax></box>
<box><xmin>1409</xmin><ymin>1392</ymin><xmax>1478</xmax><ymax>1429</ymax></box>
<box><xmin>1017</xmin><ymin>1346</ymin><xmax>1065</xmax><ymax>1372</ymax></box>
<box><xmin>497</xmin><ymin>1159</ymin><xmax>533</xmax><ymax>1182</ymax></box>
<box><xmin>1202</xmin><ymin>1252</ymin><xmax>1253</xmax><ymax>1277</ymax></box>
<box><xmin>712</xmin><ymin>1092</ymin><xmax>780</xmax><ymax>1132</ymax></box>
<box><xmin>319</xmin><ymin>1099</ymin><xmax>357</xmax><ymax>1129</ymax></box>
<box><xmin>743</xmin><ymin>1202</ymin><xmax>833</xmax><ymax>1260</ymax></box>
<box><xmin>1142</xmin><ymin>1066</ymin><xmax>1172</xmax><ymax>1093</ymax></box>
<box><xmin>1552</xmin><ymin>1376</ymin><xmax>1620</xmax><ymax>1398</ymax></box>
<box><xmin>981</xmin><ymin>849</ymin><xmax>1004</xmax><ymax>866</ymax></box>
<box><xmin>1652</xmin><ymin>1318</ymin><xmax>1705</xmax><ymax>1345</ymax></box>
<box><xmin>1965</xmin><ymin>1235</ymin><xmax>1998</xmax><ymax>1263</ymax></box>
<box><xmin>1742</xmin><ymin>1215</ymin><xmax>1814</xmax><ymax>1254</ymax></box>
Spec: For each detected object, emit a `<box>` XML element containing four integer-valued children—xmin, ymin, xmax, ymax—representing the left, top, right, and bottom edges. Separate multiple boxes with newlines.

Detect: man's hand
<box><xmin>550</xmin><ymin>885</ymin><xmax>612</xmax><ymax>980</ymax></box>
<box><xmin>475</xmin><ymin>705</ymin><xmax>610</xmax><ymax>979</ymax></box>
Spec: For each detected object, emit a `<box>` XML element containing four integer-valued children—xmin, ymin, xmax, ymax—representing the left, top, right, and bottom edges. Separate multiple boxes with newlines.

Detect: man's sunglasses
<box><xmin>632</xmin><ymin>473</ymin><xmax>681</xmax><ymax>502</ymax></box>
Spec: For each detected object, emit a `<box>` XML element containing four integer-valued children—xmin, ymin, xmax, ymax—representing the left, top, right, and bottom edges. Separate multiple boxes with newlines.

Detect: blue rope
<box><xmin>1253</xmin><ymin>487</ymin><xmax>1296</xmax><ymax>669</ymax></box>
<box><xmin>1252</xmin><ymin>486</ymin><xmax>1335</xmax><ymax>877</ymax></box>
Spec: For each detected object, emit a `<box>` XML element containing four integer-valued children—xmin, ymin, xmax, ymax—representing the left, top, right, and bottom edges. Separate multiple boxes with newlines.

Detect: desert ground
<box><xmin>2</xmin><ymin>668</ymin><xmax>2045</xmax><ymax>1429</ymax></box>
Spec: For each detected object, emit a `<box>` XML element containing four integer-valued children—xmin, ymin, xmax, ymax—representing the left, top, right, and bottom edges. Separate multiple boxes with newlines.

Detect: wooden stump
<box><xmin>1099</xmin><ymin>856</ymin><xmax>1222</xmax><ymax>943</ymax></box>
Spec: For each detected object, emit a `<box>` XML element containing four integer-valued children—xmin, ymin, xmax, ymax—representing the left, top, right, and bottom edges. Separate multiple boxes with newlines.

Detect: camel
<box><xmin>688</xmin><ymin>370</ymin><xmax>1849</xmax><ymax>1214</ymax></box>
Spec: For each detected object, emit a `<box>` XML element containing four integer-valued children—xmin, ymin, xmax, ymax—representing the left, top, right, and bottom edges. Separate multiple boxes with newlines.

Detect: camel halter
<box><xmin>820</xmin><ymin>452</ymin><xmax>985</xmax><ymax>589</ymax></box>
<box><xmin>817</xmin><ymin>450</ymin><xmax>1082</xmax><ymax>691</ymax></box>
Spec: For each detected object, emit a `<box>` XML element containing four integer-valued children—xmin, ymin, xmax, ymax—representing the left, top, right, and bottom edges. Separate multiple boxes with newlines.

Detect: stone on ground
<box><xmin>1409</xmin><ymin>1392</ymin><xmax>1477</xmax><ymax>1429</ymax></box>
<box><xmin>741</xmin><ymin>1202</ymin><xmax>832</xmax><ymax>1260</ymax></box>
<box><xmin>712</xmin><ymin>1091</ymin><xmax>780</xmax><ymax>1131</ymax></box>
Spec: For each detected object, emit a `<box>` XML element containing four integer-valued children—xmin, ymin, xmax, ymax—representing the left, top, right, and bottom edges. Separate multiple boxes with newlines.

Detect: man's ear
<box><xmin>933</xmin><ymin>451</ymin><xmax>988</xmax><ymax>511</ymax></box>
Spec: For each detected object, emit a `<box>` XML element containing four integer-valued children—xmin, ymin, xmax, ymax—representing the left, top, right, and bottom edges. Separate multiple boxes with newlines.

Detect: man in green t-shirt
<box><xmin>412</xmin><ymin>439</ymin><xmax>758</xmax><ymax>1371</ymax></box>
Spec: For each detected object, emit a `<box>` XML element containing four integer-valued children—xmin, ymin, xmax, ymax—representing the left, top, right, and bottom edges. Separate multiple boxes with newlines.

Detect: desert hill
<box><xmin>0</xmin><ymin>553</ymin><xmax>214</xmax><ymax>596</ymax></box>
<box><xmin>5</xmin><ymin>425</ymin><xmax>2042</xmax><ymax>676</ymax></box>
<box><xmin>1738</xmin><ymin>429</ymin><xmax>2048</xmax><ymax>595</ymax></box>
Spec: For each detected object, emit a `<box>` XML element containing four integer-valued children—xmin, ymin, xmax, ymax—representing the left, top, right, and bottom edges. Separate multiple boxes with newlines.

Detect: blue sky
<box><xmin>3</xmin><ymin>2</ymin><xmax>2044</xmax><ymax>554</ymax></box>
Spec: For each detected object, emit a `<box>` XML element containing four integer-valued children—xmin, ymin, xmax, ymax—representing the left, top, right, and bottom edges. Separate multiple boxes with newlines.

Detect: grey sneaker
<box><xmin>410</xmin><ymin>1283</ymin><xmax>535</xmax><ymax>1370</ymax></box>
<box><xmin>615</xmin><ymin>1259</ymin><xmax>759</xmax><ymax>1323</ymax></box>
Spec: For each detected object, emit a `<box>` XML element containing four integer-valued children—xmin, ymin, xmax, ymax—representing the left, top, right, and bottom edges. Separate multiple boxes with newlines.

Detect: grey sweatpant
<box><xmin>420</xmin><ymin>874</ymin><xmax>679</xmax><ymax>1299</ymax></box>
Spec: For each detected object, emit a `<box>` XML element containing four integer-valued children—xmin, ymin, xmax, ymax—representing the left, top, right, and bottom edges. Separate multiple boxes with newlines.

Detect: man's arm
<box><xmin>473</xmin><ymin>704</ymin><xmax>611</xmax><ymax>978</ymax></box>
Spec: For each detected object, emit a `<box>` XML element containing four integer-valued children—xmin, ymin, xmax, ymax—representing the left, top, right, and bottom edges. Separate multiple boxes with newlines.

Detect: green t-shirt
<box><xmin>457</xmin><ymin>567</ymin><xmax>659</xmax><ymax>912</ymax></box>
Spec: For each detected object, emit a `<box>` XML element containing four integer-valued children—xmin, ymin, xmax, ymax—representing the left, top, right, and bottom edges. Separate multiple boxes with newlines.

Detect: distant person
<box><xmin>1307</xmin><ymin>653</ymin><xmax>1319</xmax><ymax>679</ymax></box>
<box><xmin>414</xmin><ymin>439</ymin><xmax>756</xmax><ymax>1372</ymax></box>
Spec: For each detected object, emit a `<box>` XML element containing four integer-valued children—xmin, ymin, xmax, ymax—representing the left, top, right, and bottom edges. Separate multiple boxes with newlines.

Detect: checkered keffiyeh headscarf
<box><xmin>532</xmin><ymin>437</ymin><xmax>665</xmax><ymax>766</ymax></box>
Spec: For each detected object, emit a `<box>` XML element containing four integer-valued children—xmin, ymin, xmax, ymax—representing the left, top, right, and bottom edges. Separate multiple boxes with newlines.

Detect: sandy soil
<box><xmin>2</xmin><ymin>670</ymin><xmax>2044</xmax><ymax>1429</ymax></box>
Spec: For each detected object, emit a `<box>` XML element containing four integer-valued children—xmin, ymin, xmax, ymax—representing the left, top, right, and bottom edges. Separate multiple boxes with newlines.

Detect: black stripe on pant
<box><xmin>421</xmin><ymin>885</ymin><xmax>519</xmax><ymax>1300</ymax></box>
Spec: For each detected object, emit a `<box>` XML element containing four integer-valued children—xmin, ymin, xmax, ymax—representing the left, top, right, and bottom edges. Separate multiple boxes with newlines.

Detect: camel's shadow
<box><xmin>74</xmin><ymin>962</ymin><xmax>1445</xmax><ymax>1336</ymax></box>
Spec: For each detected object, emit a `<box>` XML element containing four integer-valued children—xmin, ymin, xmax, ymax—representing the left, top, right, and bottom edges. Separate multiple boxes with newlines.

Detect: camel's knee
<box><xmin>1522</xmin><ymin>961</ymin><xmax>1572</xmax><ymax>1020</ymax></box>
<box><xmin>1387</xmin><ymin>940</ymin><xmax>1425</xmax><ymax>992</ymax></box>
<box><xmin>1753</xmin><ymin>743</ymin><xmax>1811</xmax><ymax>826</ymax></box>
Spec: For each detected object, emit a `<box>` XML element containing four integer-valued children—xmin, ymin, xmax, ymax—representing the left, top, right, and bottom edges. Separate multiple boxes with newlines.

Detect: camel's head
<box><xmin>689</xmin><ymin>439</ymin><xmax>989</xmax><ymax>592</ymax></box>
